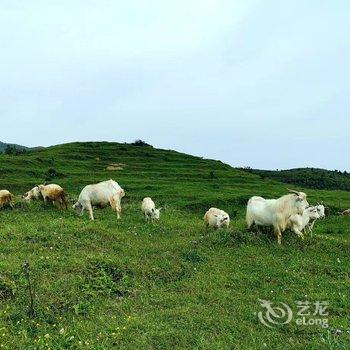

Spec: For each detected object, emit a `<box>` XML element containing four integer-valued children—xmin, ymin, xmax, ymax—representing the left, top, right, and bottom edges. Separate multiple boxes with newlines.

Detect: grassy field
<box><xmin>0</xmin><ymin>142</ymin><xmax>349</xmax><ymax>349</ymax></box>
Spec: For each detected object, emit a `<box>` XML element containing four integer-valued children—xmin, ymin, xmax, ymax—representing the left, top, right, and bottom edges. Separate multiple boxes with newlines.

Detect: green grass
<box><xmin>0</xmin><ymin>142</ymin><xmax>349</xmax><ymax>349</ymax></box>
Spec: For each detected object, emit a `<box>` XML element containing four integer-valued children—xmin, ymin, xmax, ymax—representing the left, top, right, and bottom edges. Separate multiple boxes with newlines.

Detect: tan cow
<box><xmin>340</xmin><ymin>209</ymin><xmax>350</xmax><ymax>216</ymax></box>
<box><xmin>38</xmin><ymin>184</ymin><xmax>67</xmax><ymax>209</ymax></box>
<box><xmin>204</xmin><ymin>207</ymin><xmax>230</xmax><ymax>229</ymax></box>
<box><xmin>0</xmin><ymin>190</ymin><xmax>14</xmax><ymax>209</ymax></box>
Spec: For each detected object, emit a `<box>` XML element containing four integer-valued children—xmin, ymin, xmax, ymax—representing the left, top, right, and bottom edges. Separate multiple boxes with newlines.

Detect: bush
<box><xmin>4</xmin><ymin>145</ymin><xmax>27</xmax><ymax>155</ymax></box>
<box><xmin>131</xmin><ymin>139</ymin><xmax>153</xmax><ymax>147</ymax></box>
<box><xmin>44</xmin><ymin>168</ymin><xmax>65</xmax><ymax>181</ymax></box>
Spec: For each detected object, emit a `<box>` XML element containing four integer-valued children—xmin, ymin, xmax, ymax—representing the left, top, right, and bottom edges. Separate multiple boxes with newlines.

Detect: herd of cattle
<box><xmin>0</xmin><ymin>179</ymin><xmax>349</xmax><ymax>244</ymax></box>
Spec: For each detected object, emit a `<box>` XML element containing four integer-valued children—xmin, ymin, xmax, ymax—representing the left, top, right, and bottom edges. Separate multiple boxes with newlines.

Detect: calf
<box><xmin>340</xmin><ymin>209</ymin><xmax>350</xmax><ymax>216</ymax></box>
<box><xmin>306</xmin><ymin>204</ymin><xmax>325</xmax><ymax>235</ymax></box>
<box><xmin>204</xmin><ymin>208</ymin><xmax>230</xmax><ymax>229</ymax></box>
<box><xmin>141</xmin><ymin>197</ymin><xmax>161</xmax><ymax>221</ymax></box>
<box><xmin>23</xmin><ymin>186</ymin><xmax>42</xmax><ymax>201</ymax></box>
<box><xmin>286</xmin><ymin>206</ymin><xmax>320</xmax><ymax>239</ymax></box>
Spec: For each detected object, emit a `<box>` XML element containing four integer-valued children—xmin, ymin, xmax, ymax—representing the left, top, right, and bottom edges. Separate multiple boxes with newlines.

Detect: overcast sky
<box><xmin>1</xmin><ymin>1</ymin><xmax>349</xmax><ymax>170</ymax></box>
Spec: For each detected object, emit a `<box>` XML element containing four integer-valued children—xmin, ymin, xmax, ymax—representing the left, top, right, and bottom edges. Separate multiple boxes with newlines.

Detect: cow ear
<box><xmin>158</xmin><ymin>207</ymin><xmax>162</xmax><ymax>211</ymax></box>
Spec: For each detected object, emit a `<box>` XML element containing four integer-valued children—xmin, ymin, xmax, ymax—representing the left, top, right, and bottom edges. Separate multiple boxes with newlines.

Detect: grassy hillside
<box><xmin>0</xmin><ymin>142</ymin><xmax>349</xmax><ymax>349</ymax></box>
<box><xmin>240</xmin><ymin>167</ymin><xmax>350</xmax><ymax>192</ymax></box>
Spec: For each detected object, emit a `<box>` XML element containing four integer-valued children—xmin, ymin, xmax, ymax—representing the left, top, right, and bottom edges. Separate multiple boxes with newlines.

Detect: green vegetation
<box><xmin>240</xmin><ymin>167</ymin><xmax>350</xmax><ymax>192</ymax></box>
<box><xmin>0</xmin><ymin>142</ymin><xmax>349</xmax><ymax>349</ymax></box>
<box><xmin>0</xmin><ymin>142</ymin><xmax>28</xmax><ymax>154</ymax></box>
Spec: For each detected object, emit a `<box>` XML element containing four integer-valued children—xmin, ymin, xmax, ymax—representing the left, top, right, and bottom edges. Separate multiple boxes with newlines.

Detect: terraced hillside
<box><xmin>0</xmin><ymin>142</ymin><xmax>349</xmax><ymax>349</ymax></box>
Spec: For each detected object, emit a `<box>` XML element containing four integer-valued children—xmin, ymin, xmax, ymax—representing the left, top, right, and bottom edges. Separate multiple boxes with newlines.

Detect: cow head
<box><xmin>306</xmin><ymin>206</ymin><xmax>320</xmax><ymax>220</ymax></box>
<box><xmin>150</xmin><ymin>207</ymin><xmax>161</xmax><ymax>219</ymax></box>
<box><xmin>214</xmin><ymin>213</ymin><xmax>229</xmax><ymax>228</ymax></box>
<box><xmin>288</xmin><ymin>189</ymin><xmax>309</xmax><ymax>215</ymax></box>
<box><xmin>316</xmin><ymin>203</ymin><xmax>326</xmax><ymax>218</ymax></box>
<box><xmin>72</xmin><ymin>202</ymin><xmax>83</xmax><ymax>214</ymax></box>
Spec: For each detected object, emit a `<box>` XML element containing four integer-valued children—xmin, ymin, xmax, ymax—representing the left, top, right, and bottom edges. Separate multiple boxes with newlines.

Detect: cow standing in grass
<box><xmin>0</xmin><ymin>190</ymin><xmax>14</xmax><ymax>210</ymax></box>
<box><xmin>246</xmin><ymin>190</ymin><xmax>309</xmax><ymax>244</ymax></box>
<box><xmin>204</xmin><ymin>208</ymin><xmax>230</xmax><ymax>230</ymax></box>
<box><xmin>286</xmin><ymin>206</ymin><xmax>320</xmax><ymax>239</ymax></box>
<box><xmin>73</xmin><ymin>179</ymin><xmax>125</xmax><ymax>220</ymax></box>
<box><xmin>306</xmin><ymin>203</ymin><xmax>326</xmax><ymax>235</ymax></box>
<box><xmin>141</xmin><ymin>197</ymin><xmax>161</xmax><ymax>221</ymax></box>
<box><xmin>24</xmin><ymin>184</ymin><xmax>67</xmax><ymax>209</ymax></box>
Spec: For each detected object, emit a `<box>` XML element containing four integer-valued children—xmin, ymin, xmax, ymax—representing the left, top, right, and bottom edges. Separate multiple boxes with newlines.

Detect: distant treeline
<box><xmin>239</xmin><ymin>167</ymin><xmax>350</xmax><ymax>192</ymax></box>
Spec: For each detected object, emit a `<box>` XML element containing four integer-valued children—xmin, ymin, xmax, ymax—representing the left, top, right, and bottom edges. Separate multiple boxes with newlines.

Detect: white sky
<box><xmin>0</xmin><ymin>0</ymin><xmax>349</xmax><ymax>170</ymax></box>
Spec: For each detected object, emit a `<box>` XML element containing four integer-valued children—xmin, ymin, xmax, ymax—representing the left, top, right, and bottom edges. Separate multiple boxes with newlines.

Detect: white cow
<box><xmin>246</xmin><ymin>190</ymin><xmax>309</xmax><ymax>244</ymax></box>
<box><xmin>306</xmin><ymin>204</ymin><xmax>325</xmax><ymax>235</ymax></box>
<box><xmin>73</xmin><ymin>179</ymin><xmax>125</xmax><ymax>220</ymax></box>
<box><xmin>23</xmin><ymin>186</ymin><xmax>42</xmax><ymax>201</ymax></box>
<box><xmin>204</xmin><ymin>207</ymin><xmax>230</xmax><ymax>229</ymax></box>
<box><xmin>286</xmin><ymin>206</ymin><xmax>320</xmax><ymax>239</ymax></box>
<box><xmin>141</xmin><ymin>197</ymin><xmax>161</xmax><ymax>221</ymax></box>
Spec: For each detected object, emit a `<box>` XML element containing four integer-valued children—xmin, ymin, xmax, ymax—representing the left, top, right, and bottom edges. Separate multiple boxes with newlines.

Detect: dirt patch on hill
<box><xmin>106</xmin><ymin>163</ymin><xmax>126</xmax><ymax>171</ymax></box>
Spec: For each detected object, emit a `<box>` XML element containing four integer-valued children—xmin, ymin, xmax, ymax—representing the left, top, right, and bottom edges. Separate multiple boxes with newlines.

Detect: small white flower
<box><xmin>59</xmin><ymin>328</ymin><xmax>64</xmax><ymax>334</ymax></box>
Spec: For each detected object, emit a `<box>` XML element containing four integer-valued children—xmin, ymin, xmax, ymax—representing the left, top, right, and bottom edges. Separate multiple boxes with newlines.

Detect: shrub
<box><xmin>4</xmin><ymin>145</ymin><xmax>27</xmax><ymax>155</ymax></box>
<box><xmin>44</xmin><ymin>168</ymin><xmax>65</xmax><ymax>181</ymax></box>
<box><xmin>131</xmin><ymin>139</ymin><xmax>153</xmax><ymax>147</ymax></box>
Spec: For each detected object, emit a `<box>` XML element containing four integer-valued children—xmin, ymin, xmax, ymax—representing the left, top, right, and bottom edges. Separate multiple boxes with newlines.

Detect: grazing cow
<box><xmin>204</xmin><ymin>207</ymin><xmax>230</xmax><ymax>230</ymax></box>
<box><xmin>306</xmin><ymin>204</ymin><xmax>325</xmax><ymax>235</ymax></box>
<box><xmin>141</xmin><ymin>197</ymin><xmax>161</xmax><ymax>221</ymax></box>
<box><xmin>246</xmin><ymin>190</ymin><xmax>309</xmax><ymax>244</ymax></box>
<box><xmin>73</xmin><ymin>179</ymin><xmax>125</xmax><ymax>220</ymax></box>
<box><xmin>23</xmin><ymin>186</ymin><xmax>42</xmax><ymax>201</ymax></box>
<box><xmin>38</xmin><ymin>184</ymin><xmax>67</xmax><ymax>209</ymax></box>
<box><xmin>286</xmin><ymin>206</ymin><xmax>320</xmax><ymax>239</ymax></box>
<box><xmin>0</xmin><ymin>190</ymin><xmax>14</xmax><ymax>209</ymax></box>
<box><xmin>340</xmin><ymin>209</ymin><xmax>350</xmax><ymax>216</ymax></box>
<box><xmin>24</xmin><ymin>184</ymin><xmax>67</xmax><ymax>209</ymax></box>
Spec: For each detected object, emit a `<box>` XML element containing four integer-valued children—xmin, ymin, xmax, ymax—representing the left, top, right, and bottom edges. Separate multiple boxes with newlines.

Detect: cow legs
<box><xmin>292</xmin><ymin>227</ymin><xmax>304</xmax><ymax>240</ymax></box>
<box><xmin>274</xmin><ymin>226</ymin><xmax>282</xmax><ymax>245</ymax></box>
<box><xmin>109</xmin><ymin>196</ymin><xmax>121</xmax><ymax>219</ymax></box>
<box><xmin>58</xmin><ymin>195</ymin><xmax>67</xmax><ymax>210</ymax></box>
<box><xmin>309</xmin><ymin>220</ymin><xmax>316</xmax><ymax>237</ymax></box>
<box><xmin>85</xmin><ymin>203</ymin><xmax>94</xmax><ymax>220</ymax></box>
